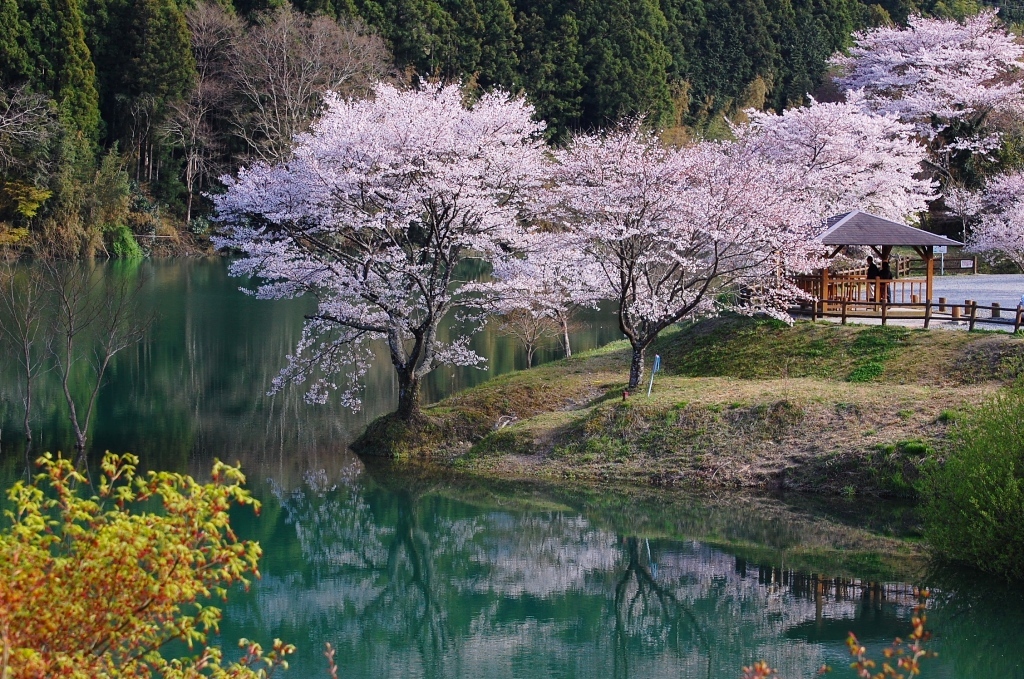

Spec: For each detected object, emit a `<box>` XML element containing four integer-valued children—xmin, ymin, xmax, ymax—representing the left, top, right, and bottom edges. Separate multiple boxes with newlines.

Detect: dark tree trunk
<box><xmin>628</xmin><ymin>344</ymin><xmax>645</xmax><ymax>390</ymax></box>
<box><xmin>396</xmin><ymin>370</ymin><xmax>421</xmax><ymax>421</ymax></box>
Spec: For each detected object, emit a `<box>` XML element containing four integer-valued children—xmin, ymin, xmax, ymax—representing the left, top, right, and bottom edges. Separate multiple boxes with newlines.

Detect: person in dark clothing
<box><xmin>879</xmin><ymin>259</ymin><xmax>894</xmax><ymax>303</ymax></box>
<box><xmin>866</xmin><ymin>256</ymin><xmax>880</xmax><ymax>301</ymax></box>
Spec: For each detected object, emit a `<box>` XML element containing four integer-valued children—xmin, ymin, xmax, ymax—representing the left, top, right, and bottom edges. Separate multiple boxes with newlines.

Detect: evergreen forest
<box><xmin>0</xmin><ymin>0</ymin><xmax>1010</xmax><ymax>255</ymax></box>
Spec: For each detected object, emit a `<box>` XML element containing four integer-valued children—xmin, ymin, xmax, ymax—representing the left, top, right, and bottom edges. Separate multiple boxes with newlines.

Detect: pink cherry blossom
<box><xmin>832</xmin><ymin>10</ymin><xmax>1024</xmax><ymax>174</ymax></box>
<box><xmin>214</xmin><ymin>82</ymin><xmax>549</xmax><ymax>419</ymax></box>
<box><xmin>741</xmin><ymin>99</ymin><xmax>936</xmax><ymax>221</ymax></box>
<box><xmin>551</xmin><ymin>122</ymin><xmax>823</xmax><ymax>389</ymax></box>
<box><xmin>966</xmin><ymin>171</ymin><xmax>1024</xmax><ymax>271</ymax></box>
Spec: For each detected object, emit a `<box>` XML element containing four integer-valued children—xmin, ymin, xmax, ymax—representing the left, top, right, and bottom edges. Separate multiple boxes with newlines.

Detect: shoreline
<box><xmin>357</xmin><ymin>316</ymin><xmax>1024</xmax><ymax>499</ymax></box>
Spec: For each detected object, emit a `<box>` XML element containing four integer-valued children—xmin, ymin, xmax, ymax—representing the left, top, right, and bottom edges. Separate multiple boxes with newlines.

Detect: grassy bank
<box><xmin>364</xmin><ymin>316</ymin><xmax>1024</xmax><ymax>497</ymax></box>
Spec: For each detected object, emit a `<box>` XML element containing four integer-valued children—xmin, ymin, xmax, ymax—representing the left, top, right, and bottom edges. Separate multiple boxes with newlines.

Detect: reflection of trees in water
<box><xmin>612</xmin><ymin>537</ymin><xmax>710</xmax><ymax>679</ymax></box>
<box><xmin>220</xmin><ymin>476</ymin><xmax>944</xmax><ymax>679</ymax></box>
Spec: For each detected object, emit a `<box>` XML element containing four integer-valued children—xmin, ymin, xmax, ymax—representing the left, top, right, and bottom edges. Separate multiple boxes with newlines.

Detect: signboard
<box><xmin>934</xmin><ymin>245</ymin><xmax>948</xmax><ymax>254</ymax></box>
<box><xmin>961</xmin><ymin>259</ymin><xmax>974</xmax><ymax>268</ymax></box>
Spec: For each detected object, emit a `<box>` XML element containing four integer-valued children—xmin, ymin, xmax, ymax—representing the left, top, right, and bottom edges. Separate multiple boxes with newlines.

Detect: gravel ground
<box><xmin>931</xmin><ymin>273</ymin><xmax>1024</xmax><ymax>309</ymax></box>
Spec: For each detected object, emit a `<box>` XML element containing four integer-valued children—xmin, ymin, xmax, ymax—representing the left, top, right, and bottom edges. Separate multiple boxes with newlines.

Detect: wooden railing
<box><xmin>791</xmin><ymin>273</ymin><xmax>928</xmax><ymax>308</ymax></box>
<box><xmin>800</xmin><ymin>298</ymin><xmax>1024</xmax><ymax>332</ymax></box>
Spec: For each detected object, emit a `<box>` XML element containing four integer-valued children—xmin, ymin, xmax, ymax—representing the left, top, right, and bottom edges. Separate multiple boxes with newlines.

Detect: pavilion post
<box><xmin>924</xmin><ymin>246</ymin><xmax>934</xmax><ymax>303</ymax></box>
<box><xmin>820</xmin><ymin>267</ymin><xmax>830</xmax><ymax>314</ymax></box>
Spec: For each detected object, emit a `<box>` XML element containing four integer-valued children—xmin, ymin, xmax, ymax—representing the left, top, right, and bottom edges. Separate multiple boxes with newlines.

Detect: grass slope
<box><xmin>365</xmin><ymin>316</ymin><xmax>1024</xmax><ymax>497</ymax></box>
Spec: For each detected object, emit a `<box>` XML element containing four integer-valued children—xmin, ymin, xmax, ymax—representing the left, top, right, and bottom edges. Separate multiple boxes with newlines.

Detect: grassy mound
<box><xmin>356</xmin><ymin>316</ymin><xmax>1024</xmax><ymax>497</ymax></box>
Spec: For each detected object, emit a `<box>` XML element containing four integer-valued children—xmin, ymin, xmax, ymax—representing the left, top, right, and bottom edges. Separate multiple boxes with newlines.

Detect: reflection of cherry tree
<box><xmin>228</xmin><ymin>478</ymin><xmax>922</xmax><ymax>678</ymax></box>
<box><xmin>612</xmin><ymin>537</ymin><xmax>710</xmax><ymax>679</ymax></box>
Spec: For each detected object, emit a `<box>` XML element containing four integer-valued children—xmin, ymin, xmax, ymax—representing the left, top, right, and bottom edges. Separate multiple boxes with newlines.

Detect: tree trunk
<box><xmin>561</xmin><ymin>317</ymin><xmax>572</xmax><ymax>358</ymax></box>
<box><xmin>23</xmin><ymin>375</ymin><xmax>32</xmax><ymax>444</ymax></box>
<box><xmin>396</xmin><ymin>370</ymin><xmax>421</xmax><ymax>421</ymax></box>
<box><xmin>526</xmin><ymin>343</ymin><xmax>536</xmax><ymax>368</ymax></box>
<box><xmin>628</xmin><ymin>344</ymin><xmax>645</xmax><ymax>390</ymax></box>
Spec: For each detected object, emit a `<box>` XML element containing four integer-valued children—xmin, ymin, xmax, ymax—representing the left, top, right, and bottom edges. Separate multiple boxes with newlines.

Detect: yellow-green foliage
<box><xmin>923</xmin><ymin>383</ymin><xmax>1024</xmax><ymax>579</ymax></box>
<box><xmin>0</xmin><ymin>452</ymin><xmax>294</xmax><ymax>678</ymax></box>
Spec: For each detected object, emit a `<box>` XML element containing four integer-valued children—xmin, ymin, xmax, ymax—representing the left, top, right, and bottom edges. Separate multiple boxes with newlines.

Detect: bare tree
<box><xmin>41</xmin><ymin>255</ymin><xmax>149</xmax><ymax>454</ymax></box>
<box><xmin>0</xmin><ymin>256</ymin><xmax>49</xmax><ymax>445</ymax></box>
<box><xmin>495</xmin><ymin>308</ymin><xmax>560</xmax><ymax>368</ymax></box>
<box><xmin>160</xmin><ymin>3</ymin><xmax>241</xmax><ymax>223</ymax></box>
<box><xmin>227</xmin><ymin>5</ymin><xmax>391</xmax><ymax>161</ymax></box>
<box><xmin>0</xmin><ymin>86</ymin><xmax>54</xmax><ymax>174</ymax></box>
<box><xmin>162</xmin><ymin>85</ymin><xmax>222</xmax><ymax>223</ymax></box>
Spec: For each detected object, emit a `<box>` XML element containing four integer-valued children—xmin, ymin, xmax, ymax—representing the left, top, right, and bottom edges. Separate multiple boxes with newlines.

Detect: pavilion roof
<box><xmin>820</xmin><ymin>210</ymin><xmax>963</xmax><ymax>247</ymax></box>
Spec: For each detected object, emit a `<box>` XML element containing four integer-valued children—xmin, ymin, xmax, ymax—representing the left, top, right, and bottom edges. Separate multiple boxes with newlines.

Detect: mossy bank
<box><xmin>354</xmin><ymin>316</ymin><xmax>1024</xmax><ymax>497</ymax></box>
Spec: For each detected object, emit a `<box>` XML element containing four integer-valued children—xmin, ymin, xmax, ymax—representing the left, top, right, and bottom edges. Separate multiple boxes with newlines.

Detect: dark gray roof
<box><xmin>820</xmin><ymin>210</ymin><xmax>963</xmax><ymax>247</ymax></box>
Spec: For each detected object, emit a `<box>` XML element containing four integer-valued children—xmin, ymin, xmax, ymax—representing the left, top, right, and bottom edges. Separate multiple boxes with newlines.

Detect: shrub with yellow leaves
<box><xmin>0</xmin><ymin>452</ymin><xmax>293</xmax><ymax>678</ymax></box>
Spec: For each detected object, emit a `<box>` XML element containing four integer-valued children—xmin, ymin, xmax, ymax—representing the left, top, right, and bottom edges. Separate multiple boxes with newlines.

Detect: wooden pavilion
<box><xmin>794</xmin><ymin>210</ymin><xmax>963</xmax><ymax>312</ymax></box>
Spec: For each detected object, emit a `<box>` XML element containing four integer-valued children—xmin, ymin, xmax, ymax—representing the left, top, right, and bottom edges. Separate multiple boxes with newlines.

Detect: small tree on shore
<box><xmin>552</xmin><ymin>123</ymin><xmax>818</xmax><ymax>390</ymax></box>
<box><xmin>214</xmin><ymin>82</ymin><xmax>548</xmax><ymax>421</ymax></box>
<box><xmin>488</xmin><ymin>231</ymin><xmax>604</xmax><ymax>359</ymax></box>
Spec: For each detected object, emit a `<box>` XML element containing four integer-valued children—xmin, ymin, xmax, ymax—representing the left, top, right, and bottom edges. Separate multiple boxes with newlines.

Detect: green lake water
<box><xmin>1</xmin><ymin>260</ymin><xmax>1022</xmax><ymax>678</ymax></box>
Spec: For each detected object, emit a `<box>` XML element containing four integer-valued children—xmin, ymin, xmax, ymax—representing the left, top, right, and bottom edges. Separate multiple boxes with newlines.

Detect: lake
<box><xmin>1</xmin><ymin>260</ymin><xmax>1022</xmax><ymax>678</ymax></box>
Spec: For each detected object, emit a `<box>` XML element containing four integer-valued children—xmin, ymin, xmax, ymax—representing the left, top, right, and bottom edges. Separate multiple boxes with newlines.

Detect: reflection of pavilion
<box><xmin>793</xmin><ymin>210</ymin><xmax>962</xmax><ymax>313</ymax></box>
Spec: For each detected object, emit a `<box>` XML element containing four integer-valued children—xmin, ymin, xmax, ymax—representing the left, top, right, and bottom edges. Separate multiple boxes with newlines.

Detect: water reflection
<box><xmin>217</xmin><ymin>467</ymin><xmax>1023</xmax><ymax>679</ymax></box>
<box><xmin>0</xmin><ymin>259</ymin><xmax>621</xmax><ymax>473</ymax></box>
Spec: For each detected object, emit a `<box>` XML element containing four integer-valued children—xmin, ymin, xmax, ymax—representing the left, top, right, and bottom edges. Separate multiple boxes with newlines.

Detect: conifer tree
<box><xmin>0</xmin><ymin>0</ymin><xmax>31</xmax><ymax>86</ymax></box>
<box><xmin>516</xmin><ymin>1</ymin><xmax>585</xmax><ymax>139</ymax></box>
<box><xmin>578</xmin><ymin>0</ymin><xmax>674</xmax><ymax>128</ymax></box>
<box><xmin>475</xmin><ymin>0</ymin><xmax>520</xmax><ymax>88</ymax></box>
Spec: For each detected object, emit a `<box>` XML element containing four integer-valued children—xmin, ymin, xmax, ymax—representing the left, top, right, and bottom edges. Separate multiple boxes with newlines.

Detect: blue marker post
<box><xmin>647</xmin><ymin>354</ymin><xmax>661</xmax><ymax>397</ymax></box>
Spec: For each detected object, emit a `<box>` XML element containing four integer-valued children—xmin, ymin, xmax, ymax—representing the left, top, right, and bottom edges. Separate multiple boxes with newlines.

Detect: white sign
<box><xmin>961</xmin><ymin>259</ymin><xmax>974</xmax><ymax>268</ymax></box>
<box><xmin>934</xmin><ymin>245</ymin><xmax>948</xmax><ymax>254</ymax></box>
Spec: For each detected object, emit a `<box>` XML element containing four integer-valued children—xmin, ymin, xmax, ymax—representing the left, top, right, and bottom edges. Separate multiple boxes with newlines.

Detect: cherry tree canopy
<box><xmin>552</xmin><ymin>123</ymin><xmax>822</xmax><ymax>389</ymax></box>
<box><xmin>966</xmin><ymin>171</ymin><xmax>1024</xmax><ymax>271</ymax></box>
<box><xmin>741</xmin><ymin>99</ymin><xmax>936</xmax><ymax>221</ymax></box>
<box><xmin>214</xmin><ymin>83</ymin><xmax>548</xmax><ymax>419</ymax></box>
<box><xmin>832</xmin><ymin>10</ymin><xmax>1024</xmax><ymax>170</ymax></box>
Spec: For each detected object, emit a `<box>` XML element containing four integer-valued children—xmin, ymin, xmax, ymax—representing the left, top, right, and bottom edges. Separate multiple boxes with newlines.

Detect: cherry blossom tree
<box><xmin>214</xmin><ymin>83</ymin><xmax>548</xmax><ymax>421</ymax></box>
<box><xmin>831</xmin><ymin>10</ymin><xmax>1024</xmax><ymax>182</ymax></box>
<box><xmin>552</xmin><ymin>123</ymin><xmax>821</xmax><ymax>390</ymax></box>
<box><xmin>488</xmin><ymin>231</ymin><xmax>605</xmax><ymax>359</ymax></box>
<box><xmin>966</xmin><ymin>171</ymin><xmax>1024</xmax><ymax>271</ymax></box>
<box><xmin>740</xmin><ymin>99</ymin><xmax>936</xmax><ymax>220</ymax></box>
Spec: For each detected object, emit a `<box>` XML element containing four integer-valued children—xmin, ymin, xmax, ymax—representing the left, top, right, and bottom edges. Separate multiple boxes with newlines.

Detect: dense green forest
<box><xmin>0</xmin><ymin>0</ymin><xmax>1005</xmax><ymax>255</ymax></box>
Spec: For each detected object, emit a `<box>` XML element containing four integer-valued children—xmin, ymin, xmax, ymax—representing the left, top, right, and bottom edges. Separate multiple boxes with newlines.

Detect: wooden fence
<box><xmin>801</xmin><ymin>297</ymin><xmax>1024</xmax><ymax>332</ymax></box>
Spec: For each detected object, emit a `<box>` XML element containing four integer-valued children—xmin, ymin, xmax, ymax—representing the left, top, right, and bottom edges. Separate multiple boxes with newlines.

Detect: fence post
<box><xmin>924</xmin><ymin>299</ymin><xmax>932</xmax><ymax>329</ymax></box>
<box><xmin>938</xmin><ymin>297</ymin><xmax>946</xmax><ymax>313</ymax></box>
<box><xmin>952</xmin><ymin>304</ymin><xmax>961</xmax><ymax>321</ymax></box>
<box><xmin>969</xmin><ymin>301</ymin><xmax>978</xmax><ymax>331</ymax></box>
<box><xmin>881</xmin><ymin>297</ymin><xmax>888</xmax><ymax>326</ymax></box>
<box><xmin>841</xmin><ymin>298</ymin><xmax>848</xmax><ymax>325</ymax></box>
<box><xmin>992</xmin><ymin>302</ymin><xmax>1001</xmax><ymax>319</ymax></box>
<box><xmin>1016</xmin><ymin>304</ymin><xmax>1023</xmax><ymax>333</ymax></box>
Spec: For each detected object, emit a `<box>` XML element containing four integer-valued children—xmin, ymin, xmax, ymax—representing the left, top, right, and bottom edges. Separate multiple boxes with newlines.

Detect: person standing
<box><xmin>879</xmin><ymin>259</ymin><xmax>894</xmax><ymax>303</ymax></box>
<box><xmin>866</xmin><ymin>256</ymin><xmax>880</xmax><ymax>302</ymax></box>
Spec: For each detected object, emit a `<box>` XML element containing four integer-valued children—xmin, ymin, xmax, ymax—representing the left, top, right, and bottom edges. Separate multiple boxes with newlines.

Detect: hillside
<box><xmin>360</xmin><ymin>317</ymin><xmax>1024</xmax><ymax>497</ymax></box>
